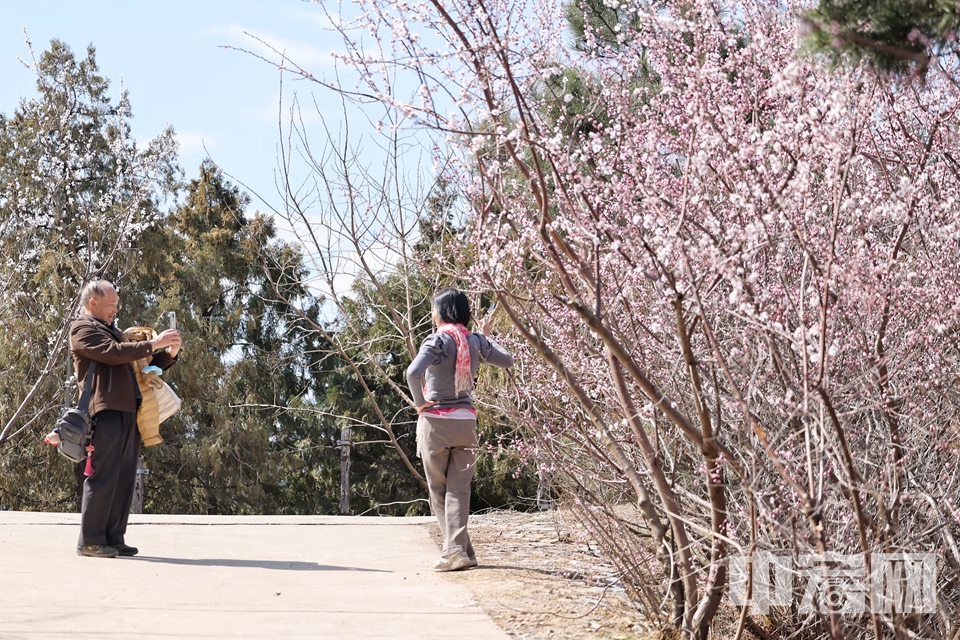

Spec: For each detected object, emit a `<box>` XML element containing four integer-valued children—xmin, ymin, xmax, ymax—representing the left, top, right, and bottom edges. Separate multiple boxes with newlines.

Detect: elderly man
<box><xmin>70</xmin><ymin>280</ymin><xmax>181</xmax><ymax>558</ymax></box>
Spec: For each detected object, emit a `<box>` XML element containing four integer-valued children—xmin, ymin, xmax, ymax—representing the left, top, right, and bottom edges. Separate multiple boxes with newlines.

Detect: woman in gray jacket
<box><xmin>407</xmin><ymin>288</ymin><xmax>513</xmax><ymax>571</ymax></box>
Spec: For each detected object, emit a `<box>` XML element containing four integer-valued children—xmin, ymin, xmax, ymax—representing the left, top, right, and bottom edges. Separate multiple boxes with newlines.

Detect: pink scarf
<box><xmin>437</xmin><ymin>323</ymin><xmax>472</xmax><ymax>394</ymax></box>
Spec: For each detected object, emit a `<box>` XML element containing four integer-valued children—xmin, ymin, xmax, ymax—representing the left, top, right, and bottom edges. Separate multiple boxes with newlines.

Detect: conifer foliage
<box><xmin>0</xmin><ymin>39</ymin><xmax>178</xmax><ymax>507</ymax></box>
<box><xmin>0</xmin><ymin>41</ymin><xmax>325</xmax><ymax>516</ymax></box>
<box><xmin>0</xmin><ymin>38</ymin><xmax>526</xmax><ymax>519</ymax></box>
<box><xmin>802</xmin><ymin>0</ymin><xmax>960</xmax><ymax>75</ymax></box>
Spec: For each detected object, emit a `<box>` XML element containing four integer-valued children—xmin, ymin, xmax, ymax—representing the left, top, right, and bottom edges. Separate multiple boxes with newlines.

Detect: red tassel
<box><xmin>84</xmin><ymin>445</ymin><xmax>95</xmax><ymax>476</ymax></box>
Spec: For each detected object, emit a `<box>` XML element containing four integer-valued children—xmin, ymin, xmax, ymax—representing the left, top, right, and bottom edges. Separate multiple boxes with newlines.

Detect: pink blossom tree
<box><xmin>280</xmin><ymin>0</ymin><xmax>960</xmax><ymax>636</ymax></box>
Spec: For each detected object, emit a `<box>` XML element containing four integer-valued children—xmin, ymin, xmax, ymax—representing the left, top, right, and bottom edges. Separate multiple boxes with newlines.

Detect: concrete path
<box><xmin>0</xmin><ymin>512</ymin><xmax>510</xmax><ymax>639</ymax></box>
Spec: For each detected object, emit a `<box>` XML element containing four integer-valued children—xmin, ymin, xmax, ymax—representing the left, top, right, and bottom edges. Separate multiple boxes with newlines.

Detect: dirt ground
<box><xmin>427</xmin><ymin>509</ymin><xmax>657</xmax><ymax>640</ymax></box>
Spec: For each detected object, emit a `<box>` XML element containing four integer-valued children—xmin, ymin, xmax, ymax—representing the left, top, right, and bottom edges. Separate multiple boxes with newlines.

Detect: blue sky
<box><xmin>0</xmin><ymin>0</ymin><xmax>350</xmax><ymax>215</ymax></box>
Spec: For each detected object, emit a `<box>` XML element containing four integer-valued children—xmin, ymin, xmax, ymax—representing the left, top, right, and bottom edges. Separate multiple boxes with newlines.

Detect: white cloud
<box><xmin>282</xmin><ymin>7</ymin><xmax>338</xmax><ymax>32</ymax></box>
<box><xmin>209</xmin><ymin>23</ymin><xmax>340</xmax><ymax>71</ymax></box>
<box><xmin>174</xmin><ymin>129</ymin><xmax>216</xmax><ymax>157</ymax></box>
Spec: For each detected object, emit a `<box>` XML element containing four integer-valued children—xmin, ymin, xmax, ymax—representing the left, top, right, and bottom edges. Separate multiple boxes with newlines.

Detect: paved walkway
<box><xmin>0</xmin><ymin>511</ymin><xmax>509</xmax><ymax>639</ymax></box>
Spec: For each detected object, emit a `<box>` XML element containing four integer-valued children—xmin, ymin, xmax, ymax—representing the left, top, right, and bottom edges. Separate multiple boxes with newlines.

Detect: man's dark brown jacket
<box><xmin>69</xmin><ymin>314</ymin><xmax>177</xmax><ymax>416</ymax></box>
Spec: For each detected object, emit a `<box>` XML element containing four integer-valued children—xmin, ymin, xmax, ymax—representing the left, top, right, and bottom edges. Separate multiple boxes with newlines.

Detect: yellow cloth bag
<box><xmin>123</xmin><ymin>326</ymin><xmax>180</xmax><ymax>446</ymax></box>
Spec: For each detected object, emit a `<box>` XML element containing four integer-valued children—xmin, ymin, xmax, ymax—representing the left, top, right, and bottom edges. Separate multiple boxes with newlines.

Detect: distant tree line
<box><xmin>0</xmin><ymin>40</ymin><xmax>535</xmax><ymax>516</ymax></box>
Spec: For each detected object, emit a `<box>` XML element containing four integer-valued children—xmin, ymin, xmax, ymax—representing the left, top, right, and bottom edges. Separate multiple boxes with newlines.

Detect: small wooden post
<box><xmin>339</xmin><ymin>426</ymin><xmax>352</xmax><ymax>515</ymax></box>
<box><xmin>132</xmin><ymin>456</ymin><xmax>148</xmax><ymax>514</ymax></box>
<box><xmin>537</xmin><ymin>467</ymin><xmax>553</xmax><ymax>511</ymax></box>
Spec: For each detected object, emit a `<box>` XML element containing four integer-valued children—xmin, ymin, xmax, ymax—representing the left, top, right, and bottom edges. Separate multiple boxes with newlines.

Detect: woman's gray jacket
<box><xmin>406</xmin><ymin>331</ymin><xmax>513</xmax><ymax>410</ymax></box>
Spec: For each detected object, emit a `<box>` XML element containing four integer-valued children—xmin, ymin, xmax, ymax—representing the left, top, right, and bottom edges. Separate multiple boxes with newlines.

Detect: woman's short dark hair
<box><xmin>433</xmin><ymin>288</ymin><xmax>471</xmax><ymax>326</ymax></box>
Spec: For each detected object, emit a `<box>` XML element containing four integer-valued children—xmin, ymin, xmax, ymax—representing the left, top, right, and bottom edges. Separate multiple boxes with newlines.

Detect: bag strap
<box><xmin>77</xmin><ymin>361</ymin><xmax>97</xmax><ymax>414</ymax></box>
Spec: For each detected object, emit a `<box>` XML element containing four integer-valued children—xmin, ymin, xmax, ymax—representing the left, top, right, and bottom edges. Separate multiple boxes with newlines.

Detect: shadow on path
<box><xmin>132</xmin><ymin>556</ymin><xmax>390</xmax><ymax>572</ymax></box>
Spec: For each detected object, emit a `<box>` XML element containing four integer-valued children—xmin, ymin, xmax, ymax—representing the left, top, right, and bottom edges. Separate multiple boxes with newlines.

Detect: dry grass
<box><xmin>428</xmin><ymin>509</ymin><xmax>660</xmax><ymax>639</ymax></box>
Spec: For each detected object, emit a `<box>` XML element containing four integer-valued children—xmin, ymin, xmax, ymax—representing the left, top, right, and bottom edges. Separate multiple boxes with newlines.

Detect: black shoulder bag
<box><xmin>56</xmin><ymin>361</ymin><xmax>97</xmax><ymax>463</ymax></box>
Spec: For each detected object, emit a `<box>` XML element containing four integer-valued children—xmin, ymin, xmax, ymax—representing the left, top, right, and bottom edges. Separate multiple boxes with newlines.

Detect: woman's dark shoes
<box><xmin>77</xmin><ymin>544</ymin><xmax>118</xmax><ymax>558</ymax></box>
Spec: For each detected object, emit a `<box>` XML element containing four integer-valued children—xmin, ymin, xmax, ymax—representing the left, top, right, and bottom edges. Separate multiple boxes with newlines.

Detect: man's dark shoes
<box><xmin>77</xmin><ymin>544</ymin><xmax>118</xmax><ymax>558</ymax></box>
<box><xmin>110</xmin><ymin>543</ymin><xmax>139</xmax><ymax>557</ymax></box>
